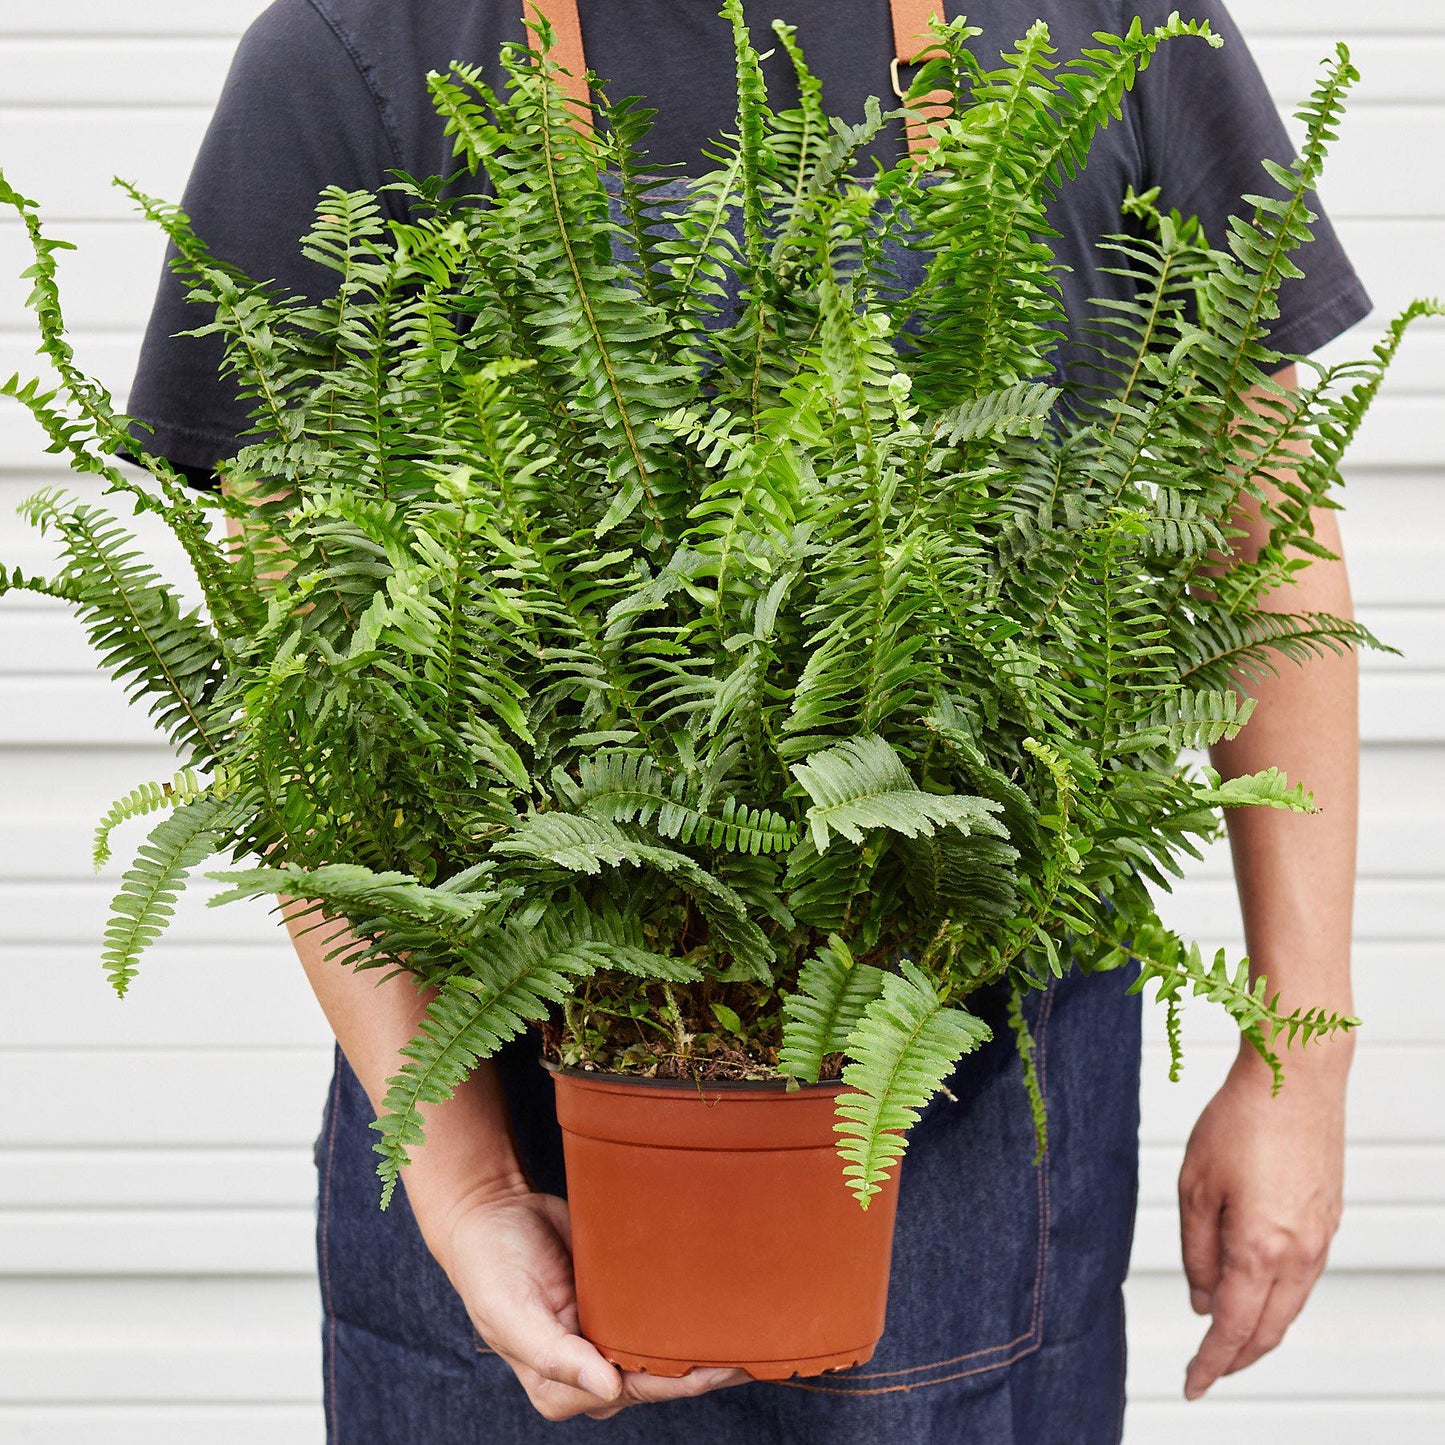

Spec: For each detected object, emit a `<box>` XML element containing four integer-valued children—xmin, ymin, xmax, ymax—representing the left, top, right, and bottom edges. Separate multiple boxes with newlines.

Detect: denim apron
<box><xmin>311</xmin><ymin>166</ymin><xmax>1147</xmax><ymax>1442</ymax></box>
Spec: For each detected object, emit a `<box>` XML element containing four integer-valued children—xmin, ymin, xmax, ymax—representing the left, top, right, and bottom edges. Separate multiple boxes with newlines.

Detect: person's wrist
<box><xmin>408</xmin><ymin>1166</ymin><xmax>535</xmax><ymax>1282</ymax></box>
<box><xmin>1229</xmin><ymin>1021</ymin><xmax>1356</xmax><ymax>1097</ymax></box>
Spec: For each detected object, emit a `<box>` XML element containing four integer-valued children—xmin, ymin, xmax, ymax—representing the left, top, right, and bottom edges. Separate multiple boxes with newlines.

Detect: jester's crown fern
<box><xmin>1</xmin><ymin>4</ymin><xmax>1432</xmax><ymax>1206</ymax></box>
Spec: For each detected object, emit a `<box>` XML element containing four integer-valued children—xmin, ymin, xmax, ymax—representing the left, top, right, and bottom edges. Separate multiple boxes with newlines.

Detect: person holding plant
<box><xmin>114</xmin><ymin>1</ymin><xmax>1371</xmax><ymax>1439</ymax></box>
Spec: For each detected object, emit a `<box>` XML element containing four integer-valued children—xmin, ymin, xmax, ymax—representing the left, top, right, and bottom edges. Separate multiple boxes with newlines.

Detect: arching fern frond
<box><xmin>836</xmin><ymin>960</ymin><xmax>993</xmax><ymax>1206</ymax></box>
<box><xmin>19</xmin><ymin>488</ymin><xmax>229</xmax><ymax>759</ymax></box>
<box><xmin>103</xmin><ymin>793</ymin><xmax>241</xmax><ymax>997</ymax></box>
<box><xmin>791</xmin><ymin>734</ymin><xmax>1007</xmax><ymax>853</ymax></box>
<box><xmin>93</xmin><ymin>767</ymin><xmax>216</xmax><ymax>870</ymax></box>
<box><xmin>563</xmin><ymin>750</ymin><xmax>797</xmax><ymax>854</ymax></box>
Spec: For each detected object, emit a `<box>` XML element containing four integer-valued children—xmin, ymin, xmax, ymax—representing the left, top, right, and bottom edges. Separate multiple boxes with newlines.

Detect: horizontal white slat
<box><xmin>1254</xmin><ymin>37</ymin><xmax>1445</xmax><ymax>105</ymax></box>
<box><xmin>0</xmin><ymin>462</ymin><xmax>1427</xmax><ymax>513</ymax></box>
<box><xmin>0</xmin><ymin>3</ymin><xmax>268</xmax><ymax>39</ymax></box>
<box><xmin>0</xmin><ymin>1146</ymin><xmax>314</xmax><ymax>1209</ymax></box>
<box><xmin>1140</xmin><ymin>1141</ymin><xmax>1445</xmax><ymax>1208</ymax></box>
<box><xmin>0</xmin><ymin>1276</ymin><xmax>321</xmax><ymax>1403</ymax></box>
<box><xmin>7</xmin><ymin>1131</ymin><xmax>1442</xmax><ymax>1213</ymax></box>
<box><xmin>3</xmin><ymin>400</ymin><xmax>1439</xmax><ymax>504</ymax></box>
<box><xmin>3</xmin><ymin>211</ymin><xmax>1443</xmax><ymax>353</ymax></box>
<box><xmin>1230</xmin><ymin>1</ymin><xmax>1445</xmax><ymax>38</ymax></box>
<box><xmin>2</xmin><ymin>867</ymin><xmax>1441</xmax><ymax>950</ymax></box>
<box><xmin>18</xmin><ymin>791</ymin><xmax>1445</xmax><ymax>884</ymax></box>
<box><xmin>9</xmin><ymin>597</ymin><xmax>1441</xmax><ymax>676</ymax></box>
<box><xmin>0</xmin><ymin>745</ymin><xmax>177</xmax><ymax>801</ymax></box>
<box><xmin>1126</xmin><ymin>1400</ymin><xmax>1445</xmax><ymax>1445</ymax></box>
<box><xmin>0</xmin><ymin>40</ymin><xmax>236</xmax><ymax>106</ymax></box>
<box><xmin>0</xmin><ymin>945</ymin><xmax>333</xmax><ymax>1048</ymax></box>
<box><xmin>1</xmin><ymin>933</ymin><xmax>1435</xmax><ymax>1048</ymax></box>
<box><xmin>0</xmin><ymin>876</ymin><xmax>298</xmax><ymax>945</ymax></box>
<box><xmin>16</xmin><ymin>787</ymin><xmax>1428</xmax><ymax>882</ymax></box>
<box><xmin>1123</xmin><ymin>1270</ymin><xmax>1445</xmax><ymax>1401</ymax></box>
<box><xmin>1130</xmin><ymin>1203</ymin><xmax>1445</xmax><ymax>1272</ymax></box>
<box><xmin>1</xmin><ymin>1270</ymin><xmax>1439</xmax><ymax>1405</ymax></box>
<box><xmin>1139</xmin><ymin>1041</ymin><xmax>1444</xmax><ymax>1147</ymax></box>
<box><xmin>0</xmin><ymin>1038</ymin><xmax>1432</xmax><ymax>1148</ymax></box>
<box><xmin>11</xmin><ymin>1138</ymin><xmax>1433</xmax><ymax>1219</ymax></box>
<box><xmin>1154</xmin><ymin>875</ymin><xmax>1445</xmax><ymax>942</ymax></box>
<box><xmin>4</xmin><ymin>668</ymin><xmax>1442</xmax><ymax>751</ymax></box>
<box><xmin>0</xmin><ymin>103</ymin><xmax>1442</xmax><ymax>224</ymax></box>
<box><xmin>1</xmin><ymin>1047</ymin><xmax>334</xmax><ymax>1148</ymax></box>
<box><xmin>1349</xmin><ymin>395</ymin><xmax>1445</xmax><ymax>467</ymax></box>
<box><xmin>5</xmin><ymin>1195</ymin><xmax>1439</xmax><ymax>1277</ymax></box>
<box><xmin>10</xmin><ymin>1136</ymin><xmax>1435</xmax><ymax>1216</ymax></box>
<box><xmin>16</xmin><ymin>767</ymin><xmax>1439</xmax><ymax>882</ymax></box>
<box><xmin>0</xmin><ymin>1208</ymin><xmax>315</xmax><ymax>1276</ymax></box>
<box><xmin>0</xmin><ymin>1406</ymin><xmax>322</xmax><ymax>1445</ymax></box>
<box><xmin>1</xmin><ymin>34</ymin><xmax>1443</xmax><ymax>113</ymax></box>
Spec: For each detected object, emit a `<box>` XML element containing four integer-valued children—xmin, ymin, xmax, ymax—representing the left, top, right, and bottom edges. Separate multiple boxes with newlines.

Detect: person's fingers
<box><xmin>1178</xmin><ymin>1167</ymin><xmax>1223</xmax><ymax>1316</ymax></box>
<box><xmin>492</xmin><ymin>1343</ymin><xmax>622</xmax><ymax>1423</ymax></box>
<box><xmin>1184</xmin><ymin>1239</ymin><xmax>1275</xmax><ymax>1401</ymax></box>
<box><xmin>486</xmin><ymin>1310</ymin><xmax>621</xmax><ymax>1411</ymax></box>
<box><xmin>1221</xmin><ymin>1227</ymin><xmax>1331</xmax><ymax>1377</ymax></box>
<box><xmin>584</xmin><ymin>1367</ymin><xmax>753</xmax><ymax>1421</ymax></box>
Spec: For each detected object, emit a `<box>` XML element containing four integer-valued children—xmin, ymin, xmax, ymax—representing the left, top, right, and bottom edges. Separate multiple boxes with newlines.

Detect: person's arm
<box><xmin>222</xmin><ymin>496</ymin><xmax>745</xmax><ymax>1420</ymax></box>
<box><xmin>1178</xmin><ymin>362</ymin><xmax>1357</xmax><ymax>1400</ymax></box>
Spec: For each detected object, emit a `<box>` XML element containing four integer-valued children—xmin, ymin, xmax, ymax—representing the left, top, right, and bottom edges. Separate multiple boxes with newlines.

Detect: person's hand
<box><xmin>1177</xmin><ymin>1036</ymin><xmax>1352</xmax><ymax>1401</ymax></box>
<box><xmin>437</xmin><ymin>1182</ymin><xmax>751</xmax><ymax>1421</ymax></box>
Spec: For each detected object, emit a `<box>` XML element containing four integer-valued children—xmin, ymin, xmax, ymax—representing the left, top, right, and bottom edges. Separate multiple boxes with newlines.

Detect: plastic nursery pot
<box><xmin>544</xmin><ymin>1062</ymin><xmax>902</xmax><ymax>1381</ymax></box>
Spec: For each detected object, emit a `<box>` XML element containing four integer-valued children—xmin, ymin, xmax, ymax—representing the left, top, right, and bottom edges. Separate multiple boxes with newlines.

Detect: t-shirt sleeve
<box><xmin>121</xmin><ymin>0</ymin><xmax>401</xmax><ymax>491</ymax></box>
<box><xmin>1127</xmin><ymin>0</ymin><xmax>1373</xmax><ymax>361</ymax></box>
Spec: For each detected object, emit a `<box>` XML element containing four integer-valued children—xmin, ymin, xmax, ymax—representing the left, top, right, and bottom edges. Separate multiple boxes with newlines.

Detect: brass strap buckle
<box><xmin>889</xmin><ymin>55</ymin><xmax>910</xmax><ymax>100</ymax></box>
<box><xmin>891</xmin><ymin>46</ymin><xmax>945</xmax><ymax>100</ymax></box>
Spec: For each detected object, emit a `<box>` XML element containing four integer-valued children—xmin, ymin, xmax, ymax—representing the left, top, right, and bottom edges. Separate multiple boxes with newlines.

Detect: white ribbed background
<box><xmin>0</xmin><ymin>2</ymin><xmax>1441</xmax><ymax>1439</ymax></box>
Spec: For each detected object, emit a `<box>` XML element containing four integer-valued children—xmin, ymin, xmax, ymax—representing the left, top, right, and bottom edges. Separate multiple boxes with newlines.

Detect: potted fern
<box><xmin>1</xmin><ymin>4</ymin><xmax>1431</xmax><ymax>1379</ymax></box>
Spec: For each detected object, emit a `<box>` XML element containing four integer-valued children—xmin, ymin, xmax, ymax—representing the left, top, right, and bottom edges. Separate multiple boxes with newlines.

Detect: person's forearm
<box><xmin>1207</xmin><ymin>550</ymin><xmax>1358</xmax><ymax>1075</ymax></box>
<box><xmin>280</xmin><ymin>898</ymin><xmax>531</xmax><ymax>1269</ymax></box>
<box><xmin>222</xmin><ymin>488</ymin><xmax>529</xmax><ymax>1276</ymax></box>
<box><xmin>1205</xmin><ymin>370</ymin><xmax>1358</xmax><ymax>1080</ymax></box>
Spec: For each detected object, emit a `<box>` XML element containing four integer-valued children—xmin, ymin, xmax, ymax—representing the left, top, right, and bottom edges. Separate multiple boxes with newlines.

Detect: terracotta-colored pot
<box><xmin>546</xmin><ymin>1063</ymin><xmax>901</xmax><ymax>1381</ymax></box>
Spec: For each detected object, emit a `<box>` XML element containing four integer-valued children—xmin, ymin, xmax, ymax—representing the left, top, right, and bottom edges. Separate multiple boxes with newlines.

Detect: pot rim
<box><xmin>540</xmin><ymin>1058</ymin><xmax>847</xmax><ymax>1091</ymax></box>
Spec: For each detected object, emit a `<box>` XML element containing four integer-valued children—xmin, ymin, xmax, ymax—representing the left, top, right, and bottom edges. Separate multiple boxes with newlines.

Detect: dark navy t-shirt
<box><xmin>123</xmin><ymin>0</ymin><xmax>1372</xmax><ymax>490</ymax></box>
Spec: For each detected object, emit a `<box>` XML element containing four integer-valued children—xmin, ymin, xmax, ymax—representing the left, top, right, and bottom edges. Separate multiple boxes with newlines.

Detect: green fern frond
<box><xmin>1123</xmin><ymin>918</ymin><xmax>1360</xmax><ymax>1095</ymax></box>
<box><xmin>835</xmin><ymin>960</ymin><xmax>993</xmax><ymax>1206</ymax></box>
<box><xmin>792</xmin><ymin>734</ymin><xmax>1007</xmax><ymax>852</ymax></box>
<box><xmin>778</xmin><ymin>933</ymin><xmax>887</xmax><ymax>1083</ymax></box>
<box><xmin>369</xmin><ymin>897</ymin><xmax>612</xmax><ymax>1207</ymax></box>
<box><xmin>19</xmin><ymin>488</ymin><xmax>229</xmax><ymax>759</ymax></box>
<box><xmin>103</xmin><ymin>794</ymin><xmax>238</xmax><ymax>997</ymax></box>
<box><xmin>493</xmin><ymin>811</ymin><xmax>775</xmax><ymax>980</ymax></box>
<box><xmin>566</xmin><ymin>750</ymin><xmax>797</xmax><ymax>854</ymax></box>
<box><xmin>93</xmin><ymin>767</ymin><xmax>216</xmax><ymax>870</ymax></box>
<box><xmin>1191</xmin><ymin>764</ymin><xmax>1316</xmax><ymax>814</ymax></box>
<box><xmin>1007</xmin><ymin>982</ymin><xmax>1048</xmax><ymax>1163</ymax></box>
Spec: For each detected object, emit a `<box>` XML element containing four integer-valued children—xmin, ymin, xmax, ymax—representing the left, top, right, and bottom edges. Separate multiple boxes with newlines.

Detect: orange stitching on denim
<box><xmin>784</xmin><ymin>973</ymin><xmax>1062</xmax><ymax>1391</ymax></box>
<box><xmin>832</xmin><ymin>1327</ymin><xmax>1034</xmax><ymax>1380</ymax></box>
<box><xmin>776</xmin><ymin>1342</ymin><xmax>1044</xmax><ymax>1396</ymax></box>
<box><xmin>319</xmin><ymin>1046</ymin><xmax>343</xmax><ymax>1441</ymax></box>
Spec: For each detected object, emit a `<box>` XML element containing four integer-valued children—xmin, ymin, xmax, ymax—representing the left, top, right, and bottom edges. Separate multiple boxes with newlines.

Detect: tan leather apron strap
<box><xmin>526</xmin><ymin>0</ymin><xmax>948</xmax><ymax>155</ymax></box>
<box><xmin>888</xmin><ymin>0</ymin><xmax>950</xmax><ymax>154</ymax></box>
<box><xmin>524</xmin><ymin>0</ymin><xmax>594</xmax><ymax>138</ymax></box>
